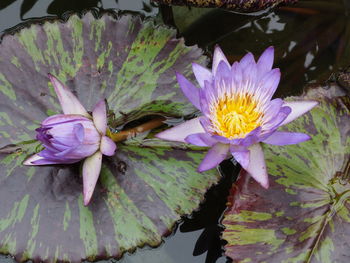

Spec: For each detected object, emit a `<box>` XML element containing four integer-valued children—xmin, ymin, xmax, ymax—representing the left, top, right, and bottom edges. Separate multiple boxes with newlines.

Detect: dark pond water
<box><xmin>0</xmin><ymin>0</ymin><xmax>349</xmax><ymax>262</ymax></box>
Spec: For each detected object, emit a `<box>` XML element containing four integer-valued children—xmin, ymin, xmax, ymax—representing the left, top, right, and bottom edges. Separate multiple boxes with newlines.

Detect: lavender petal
<box><xmin>176</xmin><ymin>72</ymin><xmax>201</xmax><ymax>110</ymax></box>
<box><xmin>245</xmin><ymin>143</ymin><xmax>269</xmax><ymax>188</ymax></box>
<box><xmin>192</xmin><ymin>63</ymin><xmax>213</xmax><ymax>88</ymax></box>
<box><xmin>239</xmin><ymin>52</ymin><xmax>255</xmax><ymax>70</ymax></box>
<box><xmin>212</xmin><ymin>45</ymin><xmax>230</xmax><ymax>76</ymax></box>
<box><xmin>73</xmin><ymin>123</ymin><xmax>85</xmax><ymax>143</ymax></box>
<box><xmin>231</xmin><ymin>149</ymin><xmax>250</xmax><ymax>169</ymax></box>
<box><xmin>280</xmin><ymin>101</ymin><xmax>318</xmax><ymax>126</ymax></box>
<box><xmin>48</xmin><ymin>74</ymin><xmax>89</xmax><ymax>117</ymax></box>
<box><xmin>100</xmin><ymin>136</ymin><xmax>117</xmax><ymax>156</ymax></box>
<box><xmin>262</xmin><ymin>131</ymin><xmax>311</xmax><ymax>145</ymax></box>
<box><xmin>259</xmin><ymin>68</ymin><xmax>281</xmax><ymax>102</ymax></box>
<box><xmin>92</xmin><ymin>99</ymin><xmax>107</xmax><ymax>135</ymax></box>
<box><xmin>257</xmin><ymin>46</ymin><xmax>274</xmax><ymax>79</ymax></box>
<box><xmin>262</xmin><ymin>106</ymin><xmax>291</xmax><ymax>132</ymax></box>
<box><xmin>198</xmin><ymin>143</ymin><xmax>230</xmax><ymax>172</ymax></box>
<box><xmin>185</xmin><ymin>133</ymin><xmax>217</xmax><ymax>147</ymax></box>
<box><xmin>262</xmin><ymin>98</ymin><xmax>284</xmax><ymax>124</ymax></box>
<box><xmin>83</xmin><ymin>151</ymin><xmax>102</xmax><ymax>206</ymax></box>
<box><xmin>155</xmin><ymin>117</ymin><xmax>205</xmax><ymax>143</ymax></box>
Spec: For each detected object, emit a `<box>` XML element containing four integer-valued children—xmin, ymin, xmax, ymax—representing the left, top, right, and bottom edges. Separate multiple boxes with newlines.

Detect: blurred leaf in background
<box><xmin>152</xmin><ymin>0</ymin><xmax>298</xmax><ymax>12</ymax></box>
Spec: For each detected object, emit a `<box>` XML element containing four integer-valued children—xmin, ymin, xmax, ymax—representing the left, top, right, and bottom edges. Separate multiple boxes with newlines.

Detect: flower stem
<box><xmin>108</xmin><ymin>117</ymin><xmax>166</xmax><ymax>143</ymax></box>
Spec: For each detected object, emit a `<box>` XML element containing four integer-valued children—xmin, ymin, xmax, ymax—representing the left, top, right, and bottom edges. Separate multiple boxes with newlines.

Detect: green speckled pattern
<box><xmin>222</xmin><ymin>87</ymin><xmax>350</xmax><ymax>263</ymax></box>
<box><xmin>0</xmin><ymin>13</ymin><xmax>219</xmax><ymax>262</ymax></box>
<box><xmin>151</xmin><ymin>0</ymin><xmax>298</xmax><ymax>12</ymax></box>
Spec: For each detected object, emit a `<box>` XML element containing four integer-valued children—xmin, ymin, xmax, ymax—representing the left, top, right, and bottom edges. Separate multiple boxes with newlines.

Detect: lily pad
<box><xmin>222</xmin><ymin>85</ymin><xmax>350</xmax><ymax>262</ymax></box>
<box><xmin>0</xmin><ymin>12</ymin><xmax>220</xmax><ymax>262</ymax></box>
<box><xmin>152</xmin><ymin>0</ymin><xmax>298</xmax><ymax>12</ymax></box>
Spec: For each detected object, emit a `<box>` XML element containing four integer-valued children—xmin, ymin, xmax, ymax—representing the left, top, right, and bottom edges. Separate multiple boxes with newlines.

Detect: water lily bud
<box><xmin>34</xmin><ymin>114</ymin><xmax>101</xmax><ymax>164</ymax></box>
<box><xmin>24</xmin><ymin>74</ymin><xmax>117</xmax><ymax>205</ymax></box>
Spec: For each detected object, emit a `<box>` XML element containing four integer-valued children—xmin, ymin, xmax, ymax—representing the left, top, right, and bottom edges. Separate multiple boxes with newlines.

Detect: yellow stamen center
<box><xmin>210</xmin><ymin>93</ymin><xmax>263</xmax><ymax>139</ymax></box>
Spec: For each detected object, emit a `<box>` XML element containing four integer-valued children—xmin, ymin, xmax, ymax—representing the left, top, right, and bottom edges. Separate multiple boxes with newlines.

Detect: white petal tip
<box><xmin>154</xmin><ymin>131</ymin><xmax>171</xmax><ymax>141</ymax></box>
<box><xmin>49</xmin><ymin>73</ymin><xmax>89</xmax><ymax>117</ymax></box>
<box><xmin>247</xmin><ymin>170</ymin><xmax>269</xmax><ymax>189</ymax></box>
<box><xmin>83</xmin><ymin>196</ymin><xmax>91</xmax><ymax>206</ymax></box>
<box><xmin>23</xmin><ymin>160</ymin><xmax>34</xmax><ymax>166</ymax></box>
<box><xmin>280</xmin><ymin>100</ymin><xmax>319</xmax><ymax>126</ymax></box>
<box><xmin>23</xmin><ymin>154</ymin><xmax>42</xmax><ymax>166</ymax></box>
<box><xmin>260</xmin><ymin>180</ymin><xmax>269</xmax><ymax>189</ymax></box>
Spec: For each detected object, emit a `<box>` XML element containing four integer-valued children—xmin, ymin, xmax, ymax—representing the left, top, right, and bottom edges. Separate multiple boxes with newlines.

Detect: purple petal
<box><xmin>92</xmin><ymin>99</ymin><xmax>107</xmax><ymax>135</ymax></box>
<box><xmin>259</xmin><ymin>68</ymin><xmax>281</xmax><ymax>102</ymax></box>
<box><xmin>83</xmin><ymin>151</ymin><xmax>102</xmax><ymax>206</ymax></box>
<box><xmin>262</xmin><ymin>131</ymin><xmax>311</xmax><ymax>146</ymax></box>
<box><xmin>155</xmin><ymin>117</ymin><xmax>205</xmax><ymax>143</ymax></box>
<box><xmin>212</xmin><ymin>135</ymin><xmax>231</xmax><ymax>144</ymax></box>
<box><xmin>185</xmin><ymin>133</ymin><xmax>217</xmax><ymax>147</ymax></box>
<box><xmin>23</xmin><ymin>153</ymin><xmax>53</xmax><ymax>165</ymax></box>
<box><xmin>242</xmin><ymin>63</ymin><xmax>258</xmax><ymax>89</ymax></box>
<box><xmin>199</xmin><ymin>116</ymin><xmax>215</xmax><ymax>134</ymax></box>
<box><xmin>198</xmin><ymin>143</ymin><xmax>229</xmax><ymax>172</ymax></box>
<box><xmin>215</xmin><ymin>60</ymin><xmax>231</xmax><ymax>80</ymax></box>
<box><xmin>192</xmin><ymin>63</ymin><xmax>213</xmax><ymax>88</ymax></box>
<box><xmin>212</xmin><ymin>126</ymin><xmax>262</xmax><ymax>147</ymax></box>
<box><xmin>73</xmin><ymin>123</ymin><xmax>84</xmax><ymax>143</ymax></box>
<box><xmin>237</xmin><ymin>126</ymin><xmax>262</xmax><ymax>147</ymax></box>
<box><xmin>23</xmin><ymin>153</ymin><xmax>79</xmax><ymax>165</ymax></box>
<box><xmin>176</xmin><ymin>72</ymin><xmax>201</xmax><ymax>110</ymax></box>
<box><xmin>262</xmin><ymin>106</ymin><xmax>291</xmax><ymax>132</ymax></box>
<box><xmin>231</xmin><ymin>62</ymin><xmax>243</xmax><ymax>87</ymax></box>
<box><xmin>212</xmin><ymin>46</ymin><xmax>230</xmax><ymax>76</ymax></box>
<box><xmin>42</xmin><ymin>114</ymin><xmax>89</xmax><ymax>126</ymax></box>
<box><xmin>280</xmin><ymin>101</ymin><xmax>318</xmax><ymax>126</ymax></box>
<box><xmin>257</xmin><ymin>46</ymin><xmax>274</xmax><ymax>79</ymax></box>
<box><xmin>231</xmin><ymin>149</ymin><xmax>250</xmax><ymax>169</ymax></box>
<box><xmin>100</xmin><ymin>136</ymin><xmax>117</xmax><ymax>156</ymax></box>
<box><xmin>199</xmin><ymin>86</ymin><xmax>211</xmax><ymax>117</ymax></box>
<box><xmin>245</xmin><ymin>143</ymin><xmax>268</xmax><ymax>188</ymax></box>
<box><xmin>262</xmin><ymin>98</ymin><xmax>284</xmax><ymax>123</ymax></box>
<box><xmin>52</xmin><ymin>145</ymin><xmax>80</xmax><ymax>157</ymax></box>
<box><xmin>48</xmin><ymin>74</ymin><xmax>89</xmax><ymax>117</ymax></box>
<box><xmin>239</xmin><ymin>52</ymin><xmax>255</xmax><ymax>70</ymax></box>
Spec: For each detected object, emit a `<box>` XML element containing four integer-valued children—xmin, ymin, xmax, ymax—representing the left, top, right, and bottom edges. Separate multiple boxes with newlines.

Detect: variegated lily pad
<box><xmin>153</xmin><ymin>0</ymin><xmax>298</xmax><ymax>12</ymax></box>
<box><xmin>222</xmin><ymin>85</ymin><xmax>350</xmax><ymax>262</ymax></box>
<box><xmin>0</xmin><ymin>12</ymin><xmax>220</xmax><ymax>262</ymax></box>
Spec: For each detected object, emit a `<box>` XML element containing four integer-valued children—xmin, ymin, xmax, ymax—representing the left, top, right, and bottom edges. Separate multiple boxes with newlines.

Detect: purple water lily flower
<box><xmin>24</xmin><ymin>74</ymin><xmax>116</xmax><ymax>205</ymax></box>
<box><xmin>156</xmin><ymin>46</ymin><xmax>318</xmax><ymax>188</ymax></box>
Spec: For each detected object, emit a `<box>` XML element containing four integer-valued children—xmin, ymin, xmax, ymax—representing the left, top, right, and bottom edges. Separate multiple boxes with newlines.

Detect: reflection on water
<box><xmin>0</xmin><ymin>0</ymin><xmax>158</xmax><ymax>33</ymax></box>
<box><xmin>0</xmin><ymin>0</ymin><xmax>349</xmax><ymax>263</ymax></box>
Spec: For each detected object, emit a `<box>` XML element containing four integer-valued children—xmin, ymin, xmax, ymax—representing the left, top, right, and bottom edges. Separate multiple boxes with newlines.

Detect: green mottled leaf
<box><xmin>222</xmin><ymin>86</ymin><xmax>350</xmax><ymax>263</ymax></box>
<box><xmin>0</xmin><ymin>12</ymin><xmax>219</xmax><ymax>262</ymax></box>
<box><xmin>153</xmin><ymin>0</ymin><xmax>298</xmax><ymax>12</ymax></box>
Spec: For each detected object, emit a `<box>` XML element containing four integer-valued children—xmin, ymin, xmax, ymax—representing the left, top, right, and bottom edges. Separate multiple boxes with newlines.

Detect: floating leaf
<box><xmin>152</xmin><ymin>0</ymin><xmax>298</xmax><ymax>12</ymax></box>
<box><xmin>0</xmin><ymin>12</ymin><xmax>219</xmax><ymax>262</ymax></box>
<box><xmin>222</xmin><ymin>85</ymin><xmax>350</xmax><ymax>262</ymax></box>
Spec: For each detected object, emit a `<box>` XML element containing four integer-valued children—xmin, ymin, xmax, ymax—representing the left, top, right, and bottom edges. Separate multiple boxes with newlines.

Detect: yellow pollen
<box><xmin>211</xmin><ymin>93</ymin><xmax>263</xmax><ymax>139</ymax></box>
